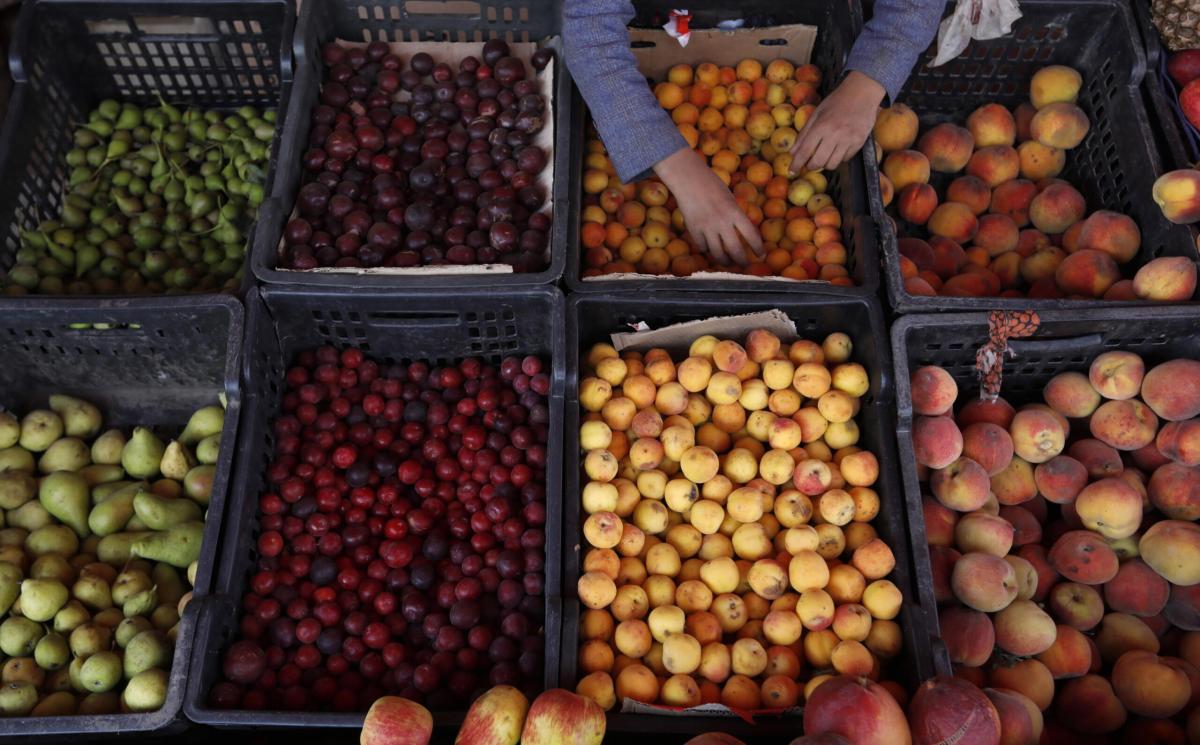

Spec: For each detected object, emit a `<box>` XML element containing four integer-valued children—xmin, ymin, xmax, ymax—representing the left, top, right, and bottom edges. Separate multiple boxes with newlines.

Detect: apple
<box><xmin>456</xmin><ymin>685</ymin><xmax>529</xmax><ymax>745</ymax></box>
<box><xmin>362</xmin><ymin>696</ymin><xmax>433</xmax><ymax>745</ymax></box>
<box><xmin>1181</xmin><ymin>79</ymin><xmax>1200</xmax><ymax>131</ymax></box>
<box><xmin>1170</xmin><ymin>50</ymin><xmax>1200</xmax><ymax>89</ymax></box>
<box><xmin>520</xmin><ymin>689</ymin><xmax>606</xmax><ymax>745</ymax></box>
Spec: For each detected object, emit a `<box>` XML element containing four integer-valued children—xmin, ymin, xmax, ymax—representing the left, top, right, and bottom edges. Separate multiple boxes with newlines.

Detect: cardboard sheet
<box><xmin>611</xmin><ymin>309</ymin><xmax>798</xmax><ymax>354</ymax></box>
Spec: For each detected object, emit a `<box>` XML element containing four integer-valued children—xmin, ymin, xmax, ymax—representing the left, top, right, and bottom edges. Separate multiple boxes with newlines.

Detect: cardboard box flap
<box><xmin>619</xmin><ymin>698</ymin><xmax>802</xmax><ymax>719</ymax></box>
<box><xmin>628</xmin><ymin>23</ymin><xmax>816</xmax><ymax>79</ymax></box>
<box><xmin>583</xmin><ymin>271</ymin><xmax>832</xmax><ymax>284</ymax></box>
<box><xmin>611</xmin><ymin>310</ymin><xmax>797</xmax><ymax>353</ymax></box>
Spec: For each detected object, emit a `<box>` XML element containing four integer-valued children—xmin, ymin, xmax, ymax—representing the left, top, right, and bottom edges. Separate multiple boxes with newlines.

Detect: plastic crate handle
<box><xmin>1006</xmin><ymin>333</ymin><xmax>1103</xmax><ymax>356</ymax></box>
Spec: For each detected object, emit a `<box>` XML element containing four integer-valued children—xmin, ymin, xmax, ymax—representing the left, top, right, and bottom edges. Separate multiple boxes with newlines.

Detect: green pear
<box><xmin>122</xmin><ymin>668</ymin><xmax>167</xmax><ymax>712</ymax></box>
<box><xmin>183</xmin><ymin>464</ymin><xmax>215</xmax><ymax>505</ymax></box>
<box><xmin>38</xmin><ymin>437</ymin><xmax>91</xmax><ymax>473</ymax></box>
<box><xmin>78</xmin><ymin>464</ymin><xmax>125</xmax><ymax>487</ymax></box>
<box><xmin>90</xmin><ymin>429</ymin><xmax>126</xmax><ymax>466</ymax></box>
<box><xmin>0</xmin><ymin>681</ymin><xmax>37</xmax><ymax>715</ymax></box>
<box><xmin>25</xmin><ymin>525</ymin><xmax>79</xmax><ymax>557</ymax></box>
<box><xmin>79</xmin><ymin>650</ymin><xmax>121</xmax><ymax>693</ymax></box>
<box><xmin>179</xmin><ymin>405</ymin><xmax>223</xmax><ymax>445</ymax></box>
<box><xmin>0</xmin><ymin>412</ymin><xmax>19</xmax><ymax>450</ymax></box>
<box><xmin>131</xmin><ymin>521</ymin><xmax>203</xmax><ymax>568</ymax></box>
<box><xmin>0</xmin><ymin>562</ymin><xmax>22</xmax><ymax>617</ymax></box>
<box><xmin>126</xmin><ymin>515</ymin><xmax>148</xmax><ymax>531</ymax></box>
<box><xmin>48</xmin><ymin>394</ymin><xmax>103</xmax><ymax>439</ymax></box>
<box><xmin>0</xmin><ymin>446</ymin><xmax>34</xmax><ymax>473</ymax></box>
<box><xmin>79</xmin><ymin>534</ymin><xmax>101</xmax><ymax>556</ymax></box>
<box><xmin>8</xmin><ymin>501</ymin><xmax>50</xmax><ymax>532</ymax></box>
<box><xmin>67</xmin><ymin>656</ymin><xmax>85</xmax><ymax>691</ymax></box>
<box><xmin>96</xmin><ymin>532</ymin><xmax>152</xmax><ymax>565</ymax></box>
<box><xmin>52</xmin><ymin>600</ymin><xmax>90</xmax><ymax>634</ymax></box>
<box><xmin>87</xmin><ymin>482</ymin><xmax>141</xmax><ymax>536</ymax></box>
<box><xmin>110</xmin><ymin>569</ymin><xmax>152</xmax><ymax>606</ymax></box>
<box><xmin>38</xmin><ymin>471</ymin><xmax>90</xmax><ymax>538</ymax></box>
<box><xmin>115</xmin><ymin>616</ymin><xmax>152</xmax><ymax>648</ymax></box>
<box><xmin>34</xmin><ymin>632</ymin><xmax>69</xmax><ymax>670</ymax></box>
<box><xmin>68</xmin><ymin>622</ymin><xmax>110</xmax><ymax>657</ymax></box>
<box><xmin>71</xmin><ymin>572</ymin><xmax>112</xmax><ymax>611</ymax></box>
<box><xmin>152</xmin><ymin>563</ymin><xmax>185</xmax><ymax>607</ymax></box>
<box><xmin>30</xmin><ymin>554</ymin><xmax>73</xmax><ymax>584</ymax></box>
<box><xmin>124</xmin><ymin>629</ymin><xmax>171</xmax><ymax>678</ymax></box>
<box><xmin>19</xmin><ymin>578</ymin><xmax>69</xmax><ymax>621</ymax></box>
<box><xmin>132</xmin><ymin>490</ymin><xmax>201</xmax><ymax>530</ymax></box>
<box><xmin>0</xmin><ymin>616</ymin><xmax>43</xmax><ymax>656</ymax></box>
<box><xmin>150</xmin><ymin>604</ymin><xmax>178</xmax><ymax>631</ymax></box>
<box><xmin>91</xmin><ymin>480</ymin><xmax>135</xmax><ymax>502</ymax></box>
<box><xmin>0</xmin><ymin>471</ymin><xmax>34</xmax><ymax>509</ymax></box>
<box><xmin>186</xmin><ymin>561</ymin><xmax>198</xmax><ymax>587</ymax></box>
<box><xmin>31</xmin><ymin>690</ymin><xmax>76</xmax><ymax>716</ymax></box>
<box><xmin>195</xmin><ymin>434</ymin><xmax>221</xmax><ymax>465</ymax></box>
<box><xmin>0</xmin><ymin>546</ymin><xmax>25</xmax><ymax>571</ymax></box>
<box><xmin>18</xmin><ymin>410</ymin><xmax>62</xmax><ymax>453</ymax></box>
<box><xmin>122</xmin><ymin>586</ymin><xmax>157</xmax><ymax>617</ymax></box>
<box><xmin>158</xmin><ymin>440</ymin><xmax>194</xmax><ymax>481</ymax></box>
<box><xmin>121</xmin><ymin>427</ymin><xmax>164</xmax><ymax>480</ymax></box>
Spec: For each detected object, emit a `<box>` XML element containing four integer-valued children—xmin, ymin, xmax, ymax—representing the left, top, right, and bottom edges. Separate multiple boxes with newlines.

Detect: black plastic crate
<box><xmin>878</xmin><ymin>0</ymin><xmax>1198</xmax><ymax>313</ymax></box>
<box><xmin>186</xmin><ymin>285</ymin><xmax>565</xmax><ymax>730</ymax></box>
<box><xmin>1133</xmin><ymin>0</ymin><xmax>1200</xmax><ymax>169</ymax></box>
<box><xmin>564</xmin><ymin>0</ymin><xmax>883</xmax><ymax>296</ymax></box>
<box><xmin>250</xmin><ymin>0</ymin><xmax>568</xmax><ymax>290</ymax></box>
<box><xmin>0</xmin><ymin>0</ymin><xmax>295</xmax><ymax>299</ymax></box>
<box><xmin>0</xmin><ymin>295</ymin><xmax>244</xmax><ymax>738</ymax></box>
<box><xmin>891</xmin><ymin>305</ymin><xmax>1200</xmax><ymax>677</ymax></box>
<box><xmin>562</xmin><ymin>291</ymin><xmax>937</xmax><ymax>738</ymax></box>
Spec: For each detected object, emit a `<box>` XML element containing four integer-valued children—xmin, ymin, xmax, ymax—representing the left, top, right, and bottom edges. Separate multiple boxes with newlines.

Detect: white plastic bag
<box><xmin>931</xmin><ymin>0</ymin><xmax>1023</xmax><ymax>67</ymax></box>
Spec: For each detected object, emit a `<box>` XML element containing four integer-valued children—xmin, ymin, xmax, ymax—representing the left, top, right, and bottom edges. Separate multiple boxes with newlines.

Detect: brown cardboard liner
<box><xmin>278</xmin><ymin>37</ymin><xmax>555</xmax><ymax>276</ymax></box>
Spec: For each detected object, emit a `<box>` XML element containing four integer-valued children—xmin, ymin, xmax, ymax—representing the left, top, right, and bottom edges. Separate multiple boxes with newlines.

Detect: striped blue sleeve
<box><xmin>562</xmin><ymin>0</ymin><xmax>688</xmax><ymax>183</ymax></box>
<box><xmin>845</xmin><ymin>0</ymin><xmax>945</xmax><ymax>102</ymax></box>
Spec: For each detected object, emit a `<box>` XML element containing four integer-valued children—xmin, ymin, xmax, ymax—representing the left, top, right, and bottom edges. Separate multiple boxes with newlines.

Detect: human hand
<box><xmin>790</xmin><ymin>70</ymin><xmax>887</xmax><ymax>173</ymax></box>
<box><xmin>653</xmin><ymin>146</ymin><xmax>764</xmax><ymax>267</ymax></box>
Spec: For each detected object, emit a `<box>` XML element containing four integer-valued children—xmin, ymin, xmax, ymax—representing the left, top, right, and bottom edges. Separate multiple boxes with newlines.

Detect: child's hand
<box><xmin>790</xmin><ymin>71</ymin><xmax>887</xmax><ymax>173</ymax></box>
<box><xmin>654</xmin><ymin>147</ymin><xmax>764</xmax><ymax>267</ymax></box>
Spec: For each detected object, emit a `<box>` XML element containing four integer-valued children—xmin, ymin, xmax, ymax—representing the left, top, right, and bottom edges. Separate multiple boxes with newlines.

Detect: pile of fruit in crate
<box><xmin>910</xmin><ymin>351</ymin><xmax>1200</xmax><ymax>741</ymax></box>
<box><xmin>573</xmin><ymin>328</ymin><xmax>904</xmax><ymax>711</ymax></box>
<box><xmin>0</xmin><ymin>396</ymin><xmax>224</xmax><ymax>716</ymax></box>
<box><xmin>1</xmin><ymin>100</ymin><xmax>275</xmax><ymax>296</ymax></box>
<box><xmin>878</xmin><ymin>65</ymin><xmax>1197</xmax><ymax>301</ymax></box>
<box><xmin>278</xmin><ymin>39</ymin><xmax>554</xmax><ymax>272</ymax></box>
<box><xmin>207</xmin><ymin>347</ymin><xmax>550</xmax><ymax>712</ymax></box>
<box><xmin>579</xmin><ymin>59</ymin><xmax>854</xmax><ymax>282</ymax></box>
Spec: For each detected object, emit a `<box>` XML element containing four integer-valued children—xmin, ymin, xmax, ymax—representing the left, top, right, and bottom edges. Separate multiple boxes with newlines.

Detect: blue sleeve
<box><xmin>845</xmin><ymin>0</ymin><xmax>945</xmax><ymax>102</ymax></box>
<box><xmin>562</xmin><ymin>0</ymin><xmax>688</xmax><ymax>183</ymax></box>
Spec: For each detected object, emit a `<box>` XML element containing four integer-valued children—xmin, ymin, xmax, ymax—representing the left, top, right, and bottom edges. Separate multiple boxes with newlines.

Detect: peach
<box><xmin>1037</xmin><ymin>624</ymin><xmax>1092</xmax><ymax>679</ymax></box>
<box><xmin>1017</xmin><ymin>228</ymin><xmax>1050</xmax><ymax>256</ymax></box>
<box><xmin>912</xmin><ymin>415</ymin><xmax>963</xmax><ymax>469</ymax></box>
<box><xmin>1152</xmin><ymin>169</ymin><xmax>1200</xmax><ymax>224</ymax></box>
<box><xmin>1009</xmin><ymin>408</ymin><xmax>1066</xmax><ymax>464</ymax></box>
<box><xmin>923</xmin><ymin>496</ymin><xmax>959</xmax><ymax>547</ymax></box>
<box><xmin>1097</xmin><ymin>612</ymin><xmax>1161</xmax><ymax>665</ymax></box>
<box><xmin>991</xmin><ymin>661</ymin><xmax>1055</xmax><ymax>714</ymax></box>
<box><xmin>1149</xmin><ymin>462</ymin><xmax>1200</xmax><ymax>519</ymax></box>
<box><xmin>989</xmin><ymin>179</ymin><xmax>1037</xmax><ymax>228</ymax></box>
<box><xmin>954</xmin><ymin>512</ymin><xmax>1015</xmax><ymax>556</ymax></box>
<box><xmin>1067</xmin><ymin>439</ymin><xmax>1123</xmax><ymax>479</ymax></box>
<box><xmin>989</xmin><ymin>251</ymin><xmax>1022</xmax><ymax>289</ymax></box>
<box><xmin>1016</xmin><ymin>141</ymin><xmax>1065</xmax><ymax>181</ymax></box>
<box><xmin>1049</xmin><ymin>530</ymin><xmax>1119</xmax><ymax>585</ymax></box>
<box><xmin>898</xmin><ymin>183</ymin><xmax>939</xmax><ymax>226</ymax></box>
<box><xmin>1141</xmin><ymin>519</ymin><xmax>1200</xmax><ymax>585</ymax></box>
<box><xmin>1102</xmin><ymin>279</ymin><xmax>1137</xmax><ymax>300</ymax></box>
<box><xmin>1043</xmin><ymin>372</ymin><xmax>1101</xmax><ymax>419</ymax></box>
<box><xmin>967</xmin><ymin>103</ymin><xmax>1017</xmax><ymax>147</ymax></box>
<box><xmin>911</xmin><ymin>366</ymin><xmax>957</xmax><ymax>416</ymax></box>
<box><xmin>1104</xmin><ymin>558</ymin><xmax>1169</xmax><ymax>618</ymax></box>
<box><xmin>899</xmin><ymin>237</ymin><xmax>935</xmax><ymax>272</ymax></box>
<box><xmin>1157</xmin><ymin>420</ymin><xmax>1200</xmax><ymax>466</ymax></box>
<box><xmin>966</xmin><ymin>146</ymin><xmax>1020</xmax><ymax>188</ymax></box>
<box><xmin>961</xmin><ymin>397</ymin><xmax>1015</xmax><ymax>429</ymax></box>
<box><xmin>1143</xmin><ymin>359</ymin><xmax>1200</xmax><ymax>422</ymax></box>
<box><xmin>1133</xmin><ymin>441</ymin><xmax>1173</xmax><ymax>472</ymax></box>
<box><xmin>960</xmin><ymin>422</ymin><xmax>1014</xmax><ymax>476</ymax></box>
<box><xmin>1133</xmin><ymin>256</ymin><xmax>1198</xmax><ymax>301</ymax></box>
<box><xmin>939</xmin><ymin>605</ymin><xmax>995</xmax><ymax>667</ymax></box>
<box><xmin>909</xmin><ymin>676</ymin><xmax>1002</xmax><ymax>745</ymax></box>
<box><xmin>927</xmin><ymin>202</ymin><xmax>980</xmax><ymax>244</ymax></box>
<box><xmin>994</xmin><ymin>599</ymin><xmax>1057</xmax><ymax>656</ymax></box>
<box><xmin>1075</xmin><ymin>210</ymin><xmax>1140</xmax><ymax>264</ymax></box>
<box><xmin>803</xmin><ymin>674</ymin><xmax>910</xmax><ymax>745</ymax></box>
<box><xmin>1048</xmin><ymin>581</ymin><xmax>1104</xmax><ymax>631</ymax></box>
<box><xmin>1088</xmin><ymin>351</ymin><xmax>1144</xmax><ymax>401</ymax></box>
<box><xmin>1055</xmin><ymin>249</ymin><xmax>1120</xmax><ymax>298</ymax></box>
<box><xmin>929</xmin><ymin>545</ymin><xmax>961</xmax><ymax>604</ymax></box>
<box><xmin>1112</xmin><ymin>649</ymin><xmax>1191</xmax><ymax>718</ymax></box>
<box><xmin>882</xmin><ymin>149</ymin><xmax>930</xmax><ymax>193</ymax></box>
<box><xmin>952</xmin><ymin>551</ymin><xmax>1018</xmax><ymax>612</ymax></box>
<box><xmin>941</xmin><ymin>272</ymin><xmax>1000</xmax><ymax>297</ymax></box>
<box><xmin>984</xmin><ymin>688</ymin><xmax>1043</xmax><ymax>745</ymax></box>
<box><xmin>873</xmin><ymin>104</ymin><xmax>919</xmax><ymax>152</ymax></box>
<box><xmin>1000</xmin><ymin>507</ymin><xmax>1041</xmax><ymax>547</ymax></box>
<box><xmin>1017</xmin><ymin>545</ymin><xmax>1058</xmax><ymax>604</ymax></box>
<box><xmin>1090</xmin><ymin>399</ymin><xmax>1158</xmax><ymax>451</ymax></box>
<box><xmin>1055</xmin><ymin>675</ymin><xmax>1127</xmax><ymax>734</ymax></box>
<box><xmin>1028</xmin><ymin>182</ymin><xmax>1086</xmax><ymax>234</ymax></box>
<box><xmin>1030</xmin><ymin>65</ymin><xmax>1083</xmax><ymax>108</ymax></box>
<box><xmin>946</xmin><ymin>175</ymin><xmax>992</xmax><ymax>215</ymax></box>
<box><xmin>929</xmin><ymin>236</ymin><xmax>968</xmax><ymax>278</ymax></box>
<box><xmin>931</xmin><ymin>457</ymin><xmax>992</xmax><ymax>512</ymax></box>
<box><xmin>974</xmin><ymin>214</ymin><xmax>1020</xmax><ymax>256</ymax></box>
<box><xmin>1166</xmin><ymin>583</ymin><xmax>1200</xmax><ymax>631</ymax></box>
<box><xmin>1030</xmin><ymin>103</ymin><xmax>1090</xmax><ymax>149</ymax></box>
<box><xmin>991</xmin><ymin>456</ymin><xmax>1036</xmax><ymax>505</ymax></box>
<box><xmin>1074</xmin><ymin>477</ymin><xmax>1143</xmax><ymax>539</ymax></box>
<box><xmin>918</xmin><ymin>122</ymin><xmax>975</xmax><ymax>173</ymax></box>
<box><xmin>879</xmin><ymin>174</ymin><xmax>895</xmax><ymax>207</ymax></box>
<box><xmin>1032</xmin><ymin>455</ymin><xmax>1087</xmax><ymax>504</ymax></box>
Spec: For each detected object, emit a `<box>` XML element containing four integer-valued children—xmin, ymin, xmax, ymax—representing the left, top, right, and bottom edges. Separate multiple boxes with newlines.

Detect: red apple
<box><xmin>1181</xmin><ymin>79</ymin><xmax>1200</xmax><ymax>131</ymax></box>
<box><xmin>362</xmin><ymin>696</ymin><xmax>433</xmax><ymax>745</ymax></box>
<box><xmin>1170</xmin><ymin>50</ymin><xmax>1200</xmax><ymax>89</ymax></box>
<box><xmin>804</xmin><ymin>675</ymin><xmax>912</xmax><ymax>745</ymax></box>
<box><xmin>520</xmin><ymin>689</ymin><xmax>605</xmax><ymax>745</ymax></box>
<box><xmin>456</xmin><ymin>685</ymin><xmax>529</xmax><ymax>745</ymax></box>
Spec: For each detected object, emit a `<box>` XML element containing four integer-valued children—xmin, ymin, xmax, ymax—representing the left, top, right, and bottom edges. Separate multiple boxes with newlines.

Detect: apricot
<box><xmin>994</xmin><ymin>599</ymin><xmax>1057</xmax><ymax>656</ymax></box>
<box><xmin>873</xmin><ymin>103</ymin><xmax>919</xmax><ymax>152</ymax></box>
<box><xmin>1152</xmin><ymin>168</ymin><xmax>1200</xmax><ymax>224</ymax></box>
<box><xmin>1049</xmin><ymin>530</ymin><xmax>1119</xmax><ymax>585</ymax></box>
<box><xmin>1030</xmin><ymin>102</ymin><xmax>1090</xmax><ymax>149</ymax></box>
<box><xmin>850</xmin><ymin>538</ymin><xmax>895</xmax><ymax>581</ymax></box>
<box><xmin>897</xmin><ymin>183</ymin><xmax>938</xmax><ymax>226</ymax></box>
<box><xmin>946</xmin><ymin>175</ymin><xmax>992</xmax><ymax>215</ymax></box>
<box><xmin>940</xmin><ymin>605</ymin><xmax>995</xmax><ymax>667</ymax></box>
<box><xmin>578</xmin><ymin>571</ymin><xmax>618</xmax><ymax>609</ymax></box>
<box><xmin>720</xmin><ymin>674</ymin><xmax>762</xmax><ymax>710</ymax></box>
<box><xmin>1017</xmin><ymin>141</ymin><xmax>1065</xmax><ymax>181</ymax></box>
<box><xmin>1075</xmin><ymin>210</ymin><xmax>1140</xmax><ymax>263</ymax></box>
<box><xmin>967</xmin><ymin>145</ymin><xmax>1020</xmax><ymax>188</ymax></box>
<box><xmin>1089</xmin><ymin>398</ymin><xmax>1158</xmax><ymax>451</ymax></box>
<box><xmin>991</xmin><ymin>456</ymin><xmax>1036</xmax><ymax>505</ymax></box>
<box><xmin>952</xmin><ymin>551</ymin><xmax>1018</xmax><ymax>612</ymax></box>
<box><xmin>927</xmin><ymin>202</ymin><xmax>980</xmax><ymax>244</ymax></box>
<box><xmin>1028</xmin><ymin>182</ymin><xmax>1085</xmax><ymax>234</ymax></box>
<box><xmin>882</xmin><ymin>149</ymin><xmax>930</xmax><ymax>193</ymax></box>
<box><xmin>1133</xmin><ymin>255</ymin><xmax>1198</xmax><ymax>301</ymax></box>
<box><xmin>1055</xmin><ymin>675</ymin><xmax>1127</xmax><ymax>734</ymax></box>
<box><xmin>615</xmin><ymin>663</ymin><xmax>659</xmax><ymax>704</ymax></box>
